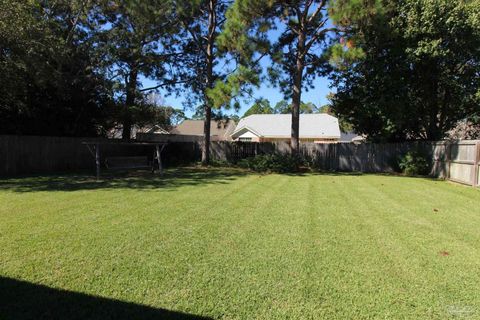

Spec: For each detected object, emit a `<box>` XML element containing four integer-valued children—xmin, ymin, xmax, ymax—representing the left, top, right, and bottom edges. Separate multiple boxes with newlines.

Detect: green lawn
<box><xmin>1</xmin><ymin>168</ymin><xmax>480</xmax><ymax>319</ymax></box>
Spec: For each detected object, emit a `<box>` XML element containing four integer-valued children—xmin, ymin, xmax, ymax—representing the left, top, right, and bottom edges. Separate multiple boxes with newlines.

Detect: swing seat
<box><xmin>105</xmin><ymin>156</ymin><xmax>152</xmax><ymax>170</ymax></box>
<box><xmin>82</xmin><ymin>141</ymin><xmax>166</xmax><ymax>180</ymax></box>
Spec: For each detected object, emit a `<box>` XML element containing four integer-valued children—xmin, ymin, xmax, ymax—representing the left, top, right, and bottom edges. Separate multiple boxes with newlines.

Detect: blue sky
<box><xmin>143</xmin><ymin>74</ymin><xmax>333</xmax><ymax>119</ymax></box>
<box><xmin>141</xmin><ymin>19</ymin><xmax>335</xmax><ymax>119</ymax></box>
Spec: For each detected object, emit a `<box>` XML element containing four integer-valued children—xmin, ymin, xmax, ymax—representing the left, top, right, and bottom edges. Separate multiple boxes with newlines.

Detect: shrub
<box><xmin>238</xmin><ymin>153</ymin><xmax>302</xmax><ymax>173</ymax></box>
<box><xmin>398</xmin><ymin>151</ymin><xmax>429</xmax><ymax>176</ymax></box>
<box><xmin>209</xmin><ymin>159</ymin><xmax>230</xmax><ymax>167</ymax></box>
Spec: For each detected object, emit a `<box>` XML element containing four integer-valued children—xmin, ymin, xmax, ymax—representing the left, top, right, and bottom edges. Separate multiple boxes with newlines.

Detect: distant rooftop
<box><xmin>170</xmin><ymin>119</ymin><xmax>236</xmax><ymax>140</ymax></box>
<box><xmin>232</xmin><ymin>114</ymin><xmax>341</xmax><ymax>139</ymax></box>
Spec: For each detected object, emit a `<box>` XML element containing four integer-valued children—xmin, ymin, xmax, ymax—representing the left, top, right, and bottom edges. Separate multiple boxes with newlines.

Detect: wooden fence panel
<box><xmin>301</xmin><ymin>143</ymin><xmax>336</xmax><ymax>171</ymax></box>
<box><xmin>0</xmin><ymin>135</ymin><xmax>182</xmax><ymax>176</ymax></box>
<box><xmin>476</xmin><ymin>142</ymin><xmax>480</xmax><ymax>187</ymax></box>
<box><xmin>0</xmin><ymin>135</ymin><xmax>94</xmax><ymax>176</ymax></box>
<box><xmin>446</xmin><ymin>141</ymin><xmax>477</xmax><ymax>186</ymax></box>
<box><xmin>430</xmin><ymin>143</ymin><xmax>448</xmax><ymax>178</ymax></box>
<box><xmin>2</xmin><ymin>135</ymin><xmax>479</xmax><ymax>186</ymax></box>
<box><xmin>163</xmin><ymin>142</ymin><xmax>199</xmax><ymax>166</ymax></box>
<box><xmin>206</xmin><ymin>140</ymin><xmax>478</xmax><ymax>186</ymax></box>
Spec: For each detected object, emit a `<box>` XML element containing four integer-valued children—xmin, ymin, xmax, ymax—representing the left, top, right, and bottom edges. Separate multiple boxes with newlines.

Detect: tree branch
<box><xmin>140</xmin><ymin>79</ymin><xmax>190</xmax><ymax>92</ymax></box>
<box><xmin>307</xmin><ymin>0</ymin><xmax>327</xmax><ymax>24</ymax></box>
<box><xmin>181</xmin><ymin>20</ymin><xmax>207</xmax><ymax>55</ymax></box>
<box><xmin>305</xmin><ymin>25</ymin><xmax>336</xmax><ymax>51</ymax></box>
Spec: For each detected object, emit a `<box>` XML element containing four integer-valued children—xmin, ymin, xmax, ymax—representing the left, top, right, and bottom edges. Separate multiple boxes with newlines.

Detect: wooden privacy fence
<box><xmin>445</xmin><ymin>140</ymin><xmax>480</xmax><ymax>187</ymax></box>
<box><xmin>0</xmin><ymin>135</ymin><xmax>99</xmax><ymax>176</ymax></box>
<box><xmin>210</xmin><ymin>141</ymin><xmax>436</xmax><ymax>173</ymax></box>
<box><xmin>0</xmin><ymin>135</ymin><xmax>198</xmax><ymax>176</ymax></box>
<box><xmin>209</xmin><ymin>140</ymin><xmax>480</xmax><ymax>187</ymax></box>
<box><xmin>1</xmin><ymin>135</ymin><xmax>478</xmax><ymax>187</ymax></box>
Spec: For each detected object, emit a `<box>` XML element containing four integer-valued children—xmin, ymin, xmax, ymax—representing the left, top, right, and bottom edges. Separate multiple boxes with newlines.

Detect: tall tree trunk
<box><xmin>426</xmin><ymin>68</ymin><xmax>440</xmax><ymax>141</ymax></box>
<box><xmin>291</xmin><ymin>31</ymin><xmax>306</xmax><ymax>154</ymax></box>
<box><xmin>202</xmin><ymin>0</ymin><xmax>216</xmax><ymax>165</ymax></box>
<box><xmin>202</xmin><ymin>105</ymin><xmax>212</xmax><ymax>164</ymax></box>
<box><xmin>122</xmin><ymin>67</ymin><xmax>138</xmax><ymax>140</ymax></box>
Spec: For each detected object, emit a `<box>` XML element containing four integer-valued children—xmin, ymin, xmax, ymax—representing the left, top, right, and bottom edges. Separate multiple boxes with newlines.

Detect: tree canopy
<box><xmin>242</xmin><ymin>99</ymin><xmax>320</xmax><ymax>117</ymax></box>
<box><xmin>330</xmin><ymin>0</ymin><xmax>480</xmax><ymax>142</ymax></box>
<box><xmin>1</xmin><ymin>0</ymin><xmax>479</xmax><ymax>146</ymax></box>
<box><xmin>93</xmin><ymin>0</ymin><xmax>181</xmax><ymax>139</ymax></box>
<box><xmin>0</xmin><ymin>0</ymin><xmax>115</xmax><ymax>136</ymax></box>
<box><xmin>173</xmin><ymin>0</ymin><xmax>261</xmax><ymax>163</ymax></box>
<box><xmin>219</xmin><ymin>0</ymin><xmax>378</xmax><ymax>152</ymax></box>
<box><xmin>243</xmin><ymin>99</ymin><xmax>273</xmax><ymax>117</ymax></box>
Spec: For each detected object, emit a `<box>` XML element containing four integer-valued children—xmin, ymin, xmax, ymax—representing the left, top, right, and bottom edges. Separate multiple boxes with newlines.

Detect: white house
<box><xmin>231</xmin><ymin>114</ymin><xmax>341</xmax><ymax>143</ymax></box>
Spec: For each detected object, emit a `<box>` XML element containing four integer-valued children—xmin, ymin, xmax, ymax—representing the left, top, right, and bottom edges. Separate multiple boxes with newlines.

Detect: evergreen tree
<box><xmin>94</xmin><ymin>1</ymin><xmax>180</xmax><ymax>139</ymax></box>
<box><xmin>330</xmin><ymin>0</ymin><xmax>480</xmax><ymax>141</ymax></box>
<box><xmin>243</xmin><ymin>99</ymin><xmax>273</xmax><ymax>117</ymax></box>
<box><xmin>221</xmin><ymin>0</ymin><xmax>377</xmax><ymax>153</ymax></box>
<box><xmin>0</xmin><ymin>0</ymin><xmax>115</xmax><ymax>136</ymax></box>
<box><xmin>174</xmin><ymin>0</ymin><xmax>260</xmax><ymax>164</ymax></box>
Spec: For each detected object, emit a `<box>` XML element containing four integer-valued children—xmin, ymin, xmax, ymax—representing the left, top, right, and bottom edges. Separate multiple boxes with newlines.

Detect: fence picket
<box><xmin>1</xmin><ymin>135</ymin><xmax>478</xmax><ymax>186</ymax></box>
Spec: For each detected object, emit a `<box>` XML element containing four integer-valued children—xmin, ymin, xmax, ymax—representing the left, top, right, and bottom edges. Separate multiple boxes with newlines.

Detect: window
<box><xmin>239</xmin><ymin>137</ymin><xmax>252</xmax><ymax>142</ymax></box>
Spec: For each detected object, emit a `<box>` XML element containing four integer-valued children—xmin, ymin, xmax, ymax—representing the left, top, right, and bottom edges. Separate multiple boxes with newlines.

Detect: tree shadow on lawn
<box><xmin>0</xmin><ymin>167</ymin><xmax>250</xmax><ymax>193</ymax></box>
<box><xmin>0</xmin><ymin>277</ymin><xmax>211</xmax><ymax>320</ymax></box>
<box><xmin>0</xmin><ymin>167</ymin><xmax>440</xmax><ymax>193</ymax></box>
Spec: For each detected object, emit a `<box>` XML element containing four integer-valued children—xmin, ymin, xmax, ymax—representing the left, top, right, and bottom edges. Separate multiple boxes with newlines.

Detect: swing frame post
<box><xmin>82</xmin><ymin>141</ymin><xmax>168</xmax><ymax>179</ymax></box>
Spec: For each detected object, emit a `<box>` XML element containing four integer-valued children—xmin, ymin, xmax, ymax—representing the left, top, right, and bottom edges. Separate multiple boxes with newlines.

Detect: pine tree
<box><xmin>220</xmin><ymin>0</ymin><xmax>378</xmax><ymax>153</ymax></box>
<box><xmin>175</xmin><ymin>0</ymin><xmax>260</xmax><ymax>164</ymax></box>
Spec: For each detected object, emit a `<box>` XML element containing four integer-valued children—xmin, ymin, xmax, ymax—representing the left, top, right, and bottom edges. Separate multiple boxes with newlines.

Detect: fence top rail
<box><xmin>213</xmin><ymin>140</ymin><xmax>480</xmax><ymax>145</ymax></box>
<box><xmin>436</xmin><ymin>140</ymin><xmax>480</xmax><ymax>145</ymax></box>
<box><xmin>359</xmin><ymin>140</ymin><xmax>479</xmax><ymax>145</ymax></box>
<box><xmin>82</xmin><ymin>141</ymin><xmax>168</xmax><ymax>146</ymax></box>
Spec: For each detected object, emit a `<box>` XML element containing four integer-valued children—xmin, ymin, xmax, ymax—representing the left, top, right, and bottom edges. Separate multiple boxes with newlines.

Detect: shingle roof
<box><xmin>170</xmin><ymin>120</ymin><xmax>236</xmax><ymax>140</ymax></box>
<box><xmin>232</xmin><ymin>114</ymin><xmax>341</xmax><ymax>139</ymax></box>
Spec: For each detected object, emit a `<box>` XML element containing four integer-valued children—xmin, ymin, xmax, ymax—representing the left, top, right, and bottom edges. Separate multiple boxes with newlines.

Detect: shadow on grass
<box><xmin>0</xmin><ymin>277</ymin><xmax>211</xmax><ymax>320</ymax></box>
<box><xmin>0</xmin><ymin>167</ymin><xmax>249</xmax><ymax>193</ymax></box>
<box><xmin>281</xmin><ymin>170</ymin><xmax>365</xmax><ymax>177</ymax></box>
<box><xmin>0</xmin><ymin>167</ymin><xmax>440</xmax><ymax>193</ymax></box>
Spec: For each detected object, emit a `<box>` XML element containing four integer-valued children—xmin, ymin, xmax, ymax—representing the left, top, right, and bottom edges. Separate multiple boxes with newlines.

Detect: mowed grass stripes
<box><xmin>1</xmin><ymin>168</ymin><xmax>479</xmax><ymax>319</ymax></box>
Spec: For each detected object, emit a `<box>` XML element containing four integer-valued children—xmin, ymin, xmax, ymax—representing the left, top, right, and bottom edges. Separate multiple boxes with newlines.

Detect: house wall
<box><xmin>236</xmin><ymin>131</ymin><xmax>260</xmax><ymax>142</ymax></box>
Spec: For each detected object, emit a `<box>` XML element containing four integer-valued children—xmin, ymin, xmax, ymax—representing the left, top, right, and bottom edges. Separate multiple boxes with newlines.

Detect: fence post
<box><xmin>445</xmin><ymin>142</ymin><xmax>451</xmax><ymax>181</ymax></box>
<box><xmin>474</xmin><ymin>141</ymin><xmax>480</xmax><ymax>187</ymax></box>
<box><xmin>95</xmin><ymin>143</ymin><xmax>100</xmax><ymax>181</ymax></box>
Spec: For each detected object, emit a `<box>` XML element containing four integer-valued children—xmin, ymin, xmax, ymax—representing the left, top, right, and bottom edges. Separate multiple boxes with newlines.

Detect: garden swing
<box><xmin>82</xmin><ymin>141</ymin><xmax>168</xmax><ymax>180</ymax></box>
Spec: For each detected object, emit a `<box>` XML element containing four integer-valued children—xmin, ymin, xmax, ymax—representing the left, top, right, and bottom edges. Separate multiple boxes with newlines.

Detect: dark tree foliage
<box><xmin>132</xmin><ymin>92</ymin><xmax>186</xmax><ymax>130</ymax></box>
<box><xmin>330</xmin><ymin>0</ymin><xmax>480</xmax><ymax>142</ymax></box>
<box><xmin>272</xmin><ymin>100</ymin><xmax>320</xmax><ymax>114</ymax></box>
<box><xmin>0</xmin><ymin>1</ymin><xmax>184</xmax><ymax>138</ymax></box>
<box><xmin>243</xmin><ymin>99</ymin><xmax>273</xmax><ymax>117</ymax></box>
<box><xmin>94</xmin><ymin>0</ymin><xmax>181</xmax><ymax>140</ymax></box>
<box><xmin>0</xmin><ymin>0</ymin><xmax>115</xmax><ymax>136</ymax></box>
<box><xmin>242</xmin><ymin>99</ymin><xmax>320</xmax><ymax>117</ymax></box>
